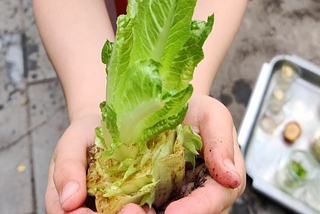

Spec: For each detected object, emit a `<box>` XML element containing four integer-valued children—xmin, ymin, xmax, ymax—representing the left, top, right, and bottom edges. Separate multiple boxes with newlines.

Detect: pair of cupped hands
<box><xmin>45</xmin><ymin>93</ymin><xmax>246</xmax><ymax>214</ymax></box>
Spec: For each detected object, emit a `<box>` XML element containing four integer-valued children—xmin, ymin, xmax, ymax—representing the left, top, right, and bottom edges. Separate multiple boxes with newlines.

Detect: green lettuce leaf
<box><xmin>177</xmin><ymin>124</ymin><xmax>202</xmax><ymax>168</ymax></box>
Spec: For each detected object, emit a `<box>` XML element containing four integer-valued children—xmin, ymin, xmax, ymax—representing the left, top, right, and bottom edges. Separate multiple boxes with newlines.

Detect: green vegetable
<box><xmin>86</xmin><ymin>0</ymin><xmax>214</xmax><ymax>213</ymax></box>
<box><xmin>291</xmin><ymin>161</ymin><xmax>307</xmax><ymax>179</ymax></box>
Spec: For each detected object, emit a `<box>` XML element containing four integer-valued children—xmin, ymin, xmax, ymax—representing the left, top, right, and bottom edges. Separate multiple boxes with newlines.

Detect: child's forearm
<box><xmin>33</xmin><ymin>0</ymin><xmax>115</xmax><ymax>122</ymax></box>
<box><xmin>192</xmin><ymin>0</ymin><xmax>247</xmax><ymax>95</ymax></box>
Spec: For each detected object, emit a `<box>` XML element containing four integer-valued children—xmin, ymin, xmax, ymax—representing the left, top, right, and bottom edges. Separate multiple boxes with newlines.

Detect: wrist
<box><xmin>69</xmin><ymin>106</ymin><xmax>102</xmax><ymax>124</ymax></box>
<box><xmin>190</xmin><ymin>74</ymin><xmax>214</xmax><ymax>96</ymax></box>
<box><xmin>61</xmin><ymin>79</ymin><xmax>106</xmax><ymax>123</ymax></box>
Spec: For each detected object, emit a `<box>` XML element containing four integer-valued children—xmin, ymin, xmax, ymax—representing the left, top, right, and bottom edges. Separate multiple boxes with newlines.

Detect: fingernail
<box><xmin>144</xmin><ymin>207</ymin><xmax>155</xmax><ymax>214</ymax></box>
<box><xmin>223</xmin><ymin>159</ymin><xmax>238</xmax><ymax>174</ymax></box>
<box><xmin>60</xmin><ymin>181</ymin><xmax>80</xmax><ymax>205</ymax></box>
<box><xmin>191</xmin><ymin>125</ymin><xmax>200</xmax><ymax>134</ymax></box>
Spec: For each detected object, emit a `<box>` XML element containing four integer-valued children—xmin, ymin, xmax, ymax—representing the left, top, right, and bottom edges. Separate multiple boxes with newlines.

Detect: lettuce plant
<box><xmin>86</xmin><ymin>0</ymin><xmax>214</xmax><ymax>213</ymax></box>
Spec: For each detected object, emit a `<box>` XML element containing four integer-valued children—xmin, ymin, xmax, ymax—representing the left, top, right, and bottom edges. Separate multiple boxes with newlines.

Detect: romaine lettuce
<box><xmin>86</xmin><ymin>0</ymin><xmax>214</xmax><ymax>213</ymax></box>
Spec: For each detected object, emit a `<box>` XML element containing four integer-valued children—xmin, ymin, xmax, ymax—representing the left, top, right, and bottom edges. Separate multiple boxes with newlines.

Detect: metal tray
<box><xmin>238</xmin><ymin>55</ymin><xmax>320</xmax><ymax>214</ymax></box>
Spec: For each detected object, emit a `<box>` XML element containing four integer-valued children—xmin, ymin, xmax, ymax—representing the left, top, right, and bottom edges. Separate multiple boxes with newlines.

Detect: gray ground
<box><xmin>0</xmin><ymin>0</ymin><xmax>319</xmax><ymax>213</ymax></box>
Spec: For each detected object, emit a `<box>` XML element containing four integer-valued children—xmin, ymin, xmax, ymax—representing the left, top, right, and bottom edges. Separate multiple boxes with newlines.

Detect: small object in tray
<box><xmin>260</xmin><ymin>112</ymin><xmax>284</xmax><ymax>133</ymax></box>
<box><xmin>260</xmin><ymin>116</ymin><xmax>277</xmax><ymax>133</ymax></box>
<box><xmin>283</xmin><ymin>122</ymin><xmax>301</xmax><ymax>143</ymax></box>
<box><xmin>274</xmin><ymin>85</ymin><xmax>291</xmax><ymax>103</ymax></box>
<box><xmin>273</xmin><ymin>88</ymin><xmax>284</xmax><ymax>101</ymax></box>
<box><xmin>268</xmin><ymin>87</ymin><xmax>286</xmax><ymax>114</ymax></box>
<box><xmin>282</xmin><ymin>64</ymin><xmax>294</xmax><ymax>78</ymax></box>
<box><xmin>277</xmin><ymin>62</ymin><xmax>300</xmax><ymax>90</ymax></box>
<box><xmin>275</xmin><ymin>150</ymin><xmax>317</xmax><ymax>192</ymax></box>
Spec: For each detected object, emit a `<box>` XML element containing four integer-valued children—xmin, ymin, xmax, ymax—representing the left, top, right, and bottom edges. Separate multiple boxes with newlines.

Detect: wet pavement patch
<box><xmin>232</xmin><ymin>79</ymin><xmax>252</xmax><ymax>106</ymax></box>
<box><xmin>220</xmin><ymin>93</ymin><xmax>233</xmax><ymax>107</ymax></box>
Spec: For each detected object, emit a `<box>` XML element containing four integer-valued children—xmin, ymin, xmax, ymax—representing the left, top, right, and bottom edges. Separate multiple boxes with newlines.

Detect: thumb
<box><xmin>199</xmin><ymin>100</ymin><xmax>241</xmax><ymax>188</ymax></box>
<box><xmin>52</xmin><ymin>126</ymin><xmax>89</xmax><ymax>211</ymax></box>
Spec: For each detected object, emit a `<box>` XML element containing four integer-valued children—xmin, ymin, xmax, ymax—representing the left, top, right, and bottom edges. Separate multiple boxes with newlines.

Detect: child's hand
<box><xmin>45</xmin><ymin>114</ymin><xmax>99</xmax><ymax>213</ymax></box>
<box><xmin>45</xmin><ymin>113</ymin><xmax>147</xmax><ymax>214</ymax></box>
<box><xmin>164</xmin><ymin>93</ymin><xmax>246</xmax><ymax>214</ymax></box>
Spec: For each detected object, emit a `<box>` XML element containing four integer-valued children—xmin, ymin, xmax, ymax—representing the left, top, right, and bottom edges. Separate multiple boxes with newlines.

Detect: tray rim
<box><xmin>238</xmin><ymin>54</ymin><xmax>320</xmax><ymax>214</ymax></box>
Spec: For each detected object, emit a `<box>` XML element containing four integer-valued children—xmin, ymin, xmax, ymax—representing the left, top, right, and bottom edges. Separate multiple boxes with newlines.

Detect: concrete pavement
<box><xmin>0</xmin><ymin>0</ymin><xmax>319</xmax><ymax>213</ymax></box>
